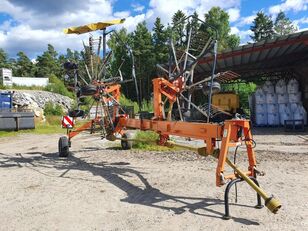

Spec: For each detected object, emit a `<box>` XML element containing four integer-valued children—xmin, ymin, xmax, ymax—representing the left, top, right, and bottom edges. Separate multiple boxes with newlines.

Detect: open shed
<box><xmin>196</xmin><ymin>30</ymin><xmax>308</xmax><ymax>111</ymax></box>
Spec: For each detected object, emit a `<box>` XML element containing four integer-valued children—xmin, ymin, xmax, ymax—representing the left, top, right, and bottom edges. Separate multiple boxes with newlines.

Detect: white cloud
<box><xmin>230</xmin><ymin>26</ymin><xmax>253</xmax><ymax>44</ymax></box>
<box><xmin>236</xmin><ymin>15</ymin><xmax>256</xmax><ymax>27</ymax></box>
<box><xmin>227</xmin><ymin>8</ymin><xmax>240</xmax><ymax>23</ymax></box>
<box><xmin>0</xmin><ymin>24</ymin><xmax>87</xmax><ymax>58</ymax></box>
<box><xmin>148</xmin><ymin>0</ymin><xmax>241</xmax><ymax>24</ymax></box>
<box><xmin>0</xmin><ymin>20</ymin><xmax>13</xmax><ymax>32</ymax></box>
<box><xmin>0</xmin><ymin>0</ymin><xmax>245</xmax><ymax>57</ymax></box>
<box><xmin>121</xmin><ymin>14</ymin><xmax>147</xmax><ymax>32</ymax></box>
<box><xmin>0</xmin><ymin>0</ymin><xmax>116</xmax><ymax>57</ymax></box>
<box><xmin>230</xmin><ymin>26</ymin><xmax>240</xmax><ymax>34</ymax></box>
<box><xmin>269</xmin><ymin>0</ymin><xmax>308</xmax><ymax>15</ymax></box>
<box><xmin>132</xmin><ymin>3</ymin><xmax>145</xmax><ymax>12</ymax></box>
<box><xmin>293</xmin><ymin>17</ymin><xmax>308</xmax><ymax>25</ymax></box>
<box><xmin>114</xmin><ymin>11</ymin><xmax>131</xmax><ymax>19</ymax></box>
<box><xmin>0</xmin><ymin>0</ymin><xmax>114</xmax><ymax>30</ymax></box>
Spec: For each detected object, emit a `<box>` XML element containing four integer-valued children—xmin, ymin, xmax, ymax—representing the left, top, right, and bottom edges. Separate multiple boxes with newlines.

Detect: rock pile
<box><xmin>12</xmin><ymin>90</ymin><xmax>73</xmax><ymax>119</ymax></box>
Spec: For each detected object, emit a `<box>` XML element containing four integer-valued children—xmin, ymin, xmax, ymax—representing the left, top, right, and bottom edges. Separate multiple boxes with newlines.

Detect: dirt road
<box><xmin>0</xmin><ymin>129</ymin><xmax>307</xmax><ymax>230</ymax></box>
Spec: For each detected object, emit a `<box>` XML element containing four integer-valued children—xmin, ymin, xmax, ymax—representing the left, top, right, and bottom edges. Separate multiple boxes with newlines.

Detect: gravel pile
<box><xmin>12</xmin><ymin>90</ymin><xmax>73</xmax><ymax>111</ymax></box>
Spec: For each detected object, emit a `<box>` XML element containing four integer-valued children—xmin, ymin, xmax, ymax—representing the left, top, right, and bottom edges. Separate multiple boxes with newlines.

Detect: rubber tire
<box><xmin>58</xmin><ymin>136</ymin><xmax>69</xmax><ymax>157</ymax></box>
<box><xmin>68</xmin><ymin>109</ymin><xmax>85</xmax><ymax>118</ymax></box>
<box><xmin>121</xmin><ymin>132</ymin><xmax>133</xmax><ymax>150</ymax></box>
<box><xmin>80</xmin><ymin>84</ymin><xmax>97</xmax><ymax>96</ymax></box>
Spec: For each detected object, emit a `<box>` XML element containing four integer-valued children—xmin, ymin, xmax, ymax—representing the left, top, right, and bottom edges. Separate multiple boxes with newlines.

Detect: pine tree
<box><xmin>250</xmin><ymin>11</ymin><xmax>275</xmax><ymax>42</ymax></box>
<box><xmin>36</xmin><ymin>44</ymin><xmax>61</xmax><ymax>77</ymax></box>
<box><xmin>108</xmin><ymin>28</ymin><xmax>134</xmax><ymax>98</ymax></box>
<box><xmin>0</xmin><ymin>48</ymin><xmax>10</xmax><ymax>68</ymax></box>
<box><xmin>15</xmin><ymin>51</ymin><xmax>34</xmax><ymax>77</ymax></box>
<box><xmin>274</xmin><ymin>11</ymin><xmax>296</xmax><ymax>36</ymax></box>
<box><xmin>132</xmin><ymin>21</ymin><xmax>155</xmax><ymax>101</ymax></box>
<box><xmin>153</xmin><ymin>17</ymin><xmax>169</xmax><ymax>64</ymax></box>
<box><xmin>172</xmin><ymin>10</ymin><xmax>187</xmax><ymax>47</ymax></box>
<box><xmin>204</xmin><ymin>7</ymin><xmax>240</xmax><ymax>50</ymax></box>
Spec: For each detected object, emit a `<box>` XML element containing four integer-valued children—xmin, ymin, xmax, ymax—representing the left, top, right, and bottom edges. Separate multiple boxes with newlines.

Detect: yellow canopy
<box><xmin>64</xmin><ymin>18</ymin><xmax>125</xmax><ymax>34</ymax></box>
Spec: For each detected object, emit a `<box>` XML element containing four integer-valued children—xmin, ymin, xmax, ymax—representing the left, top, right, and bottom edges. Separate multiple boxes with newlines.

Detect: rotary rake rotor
<box><xmin>156</xmin><ymin>15</ymin><xmax>240</xmax><ymax>123</ymax></box>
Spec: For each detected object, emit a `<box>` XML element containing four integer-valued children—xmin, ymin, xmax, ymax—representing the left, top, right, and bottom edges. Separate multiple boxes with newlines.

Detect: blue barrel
<box><xmin>0</xmin><ymin>92</ymin><xmax>12</xmax><ymax>110</ymax></box>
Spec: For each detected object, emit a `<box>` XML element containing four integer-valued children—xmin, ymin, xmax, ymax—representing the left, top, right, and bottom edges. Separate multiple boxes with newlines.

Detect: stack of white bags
<box><xmin>254</xmin><ymin>79</ymin><xmax>307</xmax><ymax>126</ymax></box>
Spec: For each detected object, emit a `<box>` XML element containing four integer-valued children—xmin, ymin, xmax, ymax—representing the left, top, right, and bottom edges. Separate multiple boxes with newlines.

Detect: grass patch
<box><xmin>133</xmin><ymin>130</ymin><xmax>176</xmax><ymax>151</ymax></box>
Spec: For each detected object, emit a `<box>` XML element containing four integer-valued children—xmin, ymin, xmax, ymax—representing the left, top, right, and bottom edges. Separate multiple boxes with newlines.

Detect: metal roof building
<box><xmin>196</xmin><ymin>30</ymin><xmax>308</xmax><ymax>110</ymax></box>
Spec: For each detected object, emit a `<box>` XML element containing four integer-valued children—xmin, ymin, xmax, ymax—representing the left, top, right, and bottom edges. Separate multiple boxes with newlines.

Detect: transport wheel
<box><xmin>58</xmin><ymin>136</ymin><xmax>69</xmax><ymax>157</ymax></box>
<box><xmin>121</xmin><ymin>132</ymin><xmax>133</xmax><ymax>150</ymax></box>
<box><xmin>68</xmin><ymin>109</ymin><xmax>85</xmax><ymax>118</ymax></box>
<box><xmin>80</xmin><ymin>84</ymin><xmax>97</xmax><ymax>96</ymax></box>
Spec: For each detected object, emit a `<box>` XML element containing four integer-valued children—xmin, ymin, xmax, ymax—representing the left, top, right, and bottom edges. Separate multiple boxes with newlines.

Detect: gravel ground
<box><xmin>0</xmin><ymin>128</ymin><xmax>307</xmax><ymax>231</ymax></box>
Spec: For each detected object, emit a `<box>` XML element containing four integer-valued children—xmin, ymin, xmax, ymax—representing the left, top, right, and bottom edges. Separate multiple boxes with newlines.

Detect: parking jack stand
<box><xmin>223</xmin><ymin>176</ymin><xmax>263</xmax><ymax>220</ymax></box>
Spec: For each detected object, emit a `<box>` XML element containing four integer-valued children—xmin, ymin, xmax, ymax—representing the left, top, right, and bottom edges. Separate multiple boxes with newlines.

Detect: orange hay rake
<box><xmin>58</xmin><ymin>16</ymin><xmax>281</xmax><ymax>219</ymax></box>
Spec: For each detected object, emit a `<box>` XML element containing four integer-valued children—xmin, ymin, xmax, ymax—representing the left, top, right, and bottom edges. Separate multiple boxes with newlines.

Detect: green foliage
<box><xmin>120</xmin><ymin>94</ymin><xmax>153</xmax><ymax>113</ymax></box>
<box><xmin>204</xmin><ymin>7</ymin><xmax>240</xmax><ymax>51</ymax></box>
<box><xmin>274</xmin><ymin>11</ymin><xmax>297</xmax><ymax>36</ymax></box>
<box><xmin>140</xmin><ymin>99</ymin><xmax>153</xmax><ymax>112</ymax></box>
<box><xmin>227</xmin><ymin>34</ymin><xmax>241</xmax><ymax>49</ymax></box>
<box><xmin>132</xmin><ymin>21</ymin><xmax>156</xmax><ymax>101</ymax></box>
<box><xmin>36</xmin><ymin>44</ymin><xmax>61</xmax><ymax>77</ymax></box>
<box><xmin>108</xmin><ymin>28</ymin><xmax>135</xmax><ymax>99</ymax></box>
<box><xmin>250</xmin><ymin>11</ymin><xmax>274</xmax><ymax>42</ymax></box>
<box><xmin>78</xmin><ymin>96</ymin><xmax>92</xmax><ymax>114</ymax></box>
<box><xmin>120</xmin><ymin>94</ymin><xmax>139</xmax><ymax>113</ymax></box>
<box><xmin>0</xmin><ymin>48</ymin><xmax>10</xmax><ymax>68</ymax></box>
<box><xmin>172</xmin><ymin>10</ymin><xmax>187</xmax><ymax>47</ymax></box>
<box><xmin>43</xmin><ymin>101</ymin><xmax>64</xmax><ymax>116</ymax></box>
<box><xmin>133</xmin><ymin>131</ymin><xmax>172</xmax><ymax>151</ymax></box>
<box><xmin>44</xmin><ymin>74</ymin><xmax>74</xmax><ymax>98</ymax></box>
<box><xmin>12</xmin><ymin>84</ymin><xmax>44</xmax><ymax>90</ymax></box>
<box><xmin>153</xmin><ymin>17</ymin><xmax>169</xmax><ymax>64</ymax></box>
<box><xmin>251</xmin><ymin>11</ymin><xmax>296</xmax><ymax>42</ymax></box>
<box><xmin>15</xmin><ymin>51</ymin><xmax>35</xmax><ymax>76</ymax></box>
<box><xmin>222</xmin><ymin>82</ymin><xmax>256</xmax><ymax>112</ymax></box>
<box><xmin>0</xmin><ymin>83</ymin><xmax>44</xmax><ymax>90</ymax></box>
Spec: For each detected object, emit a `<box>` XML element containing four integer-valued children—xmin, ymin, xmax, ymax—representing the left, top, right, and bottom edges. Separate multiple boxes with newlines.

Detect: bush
<box><xmin>44</xmin><ymin>74</ymin><xmax>75</xmax><ymax>98</ymax></box>
<box><xmin>140</xmin><ymin>99</ymin><xmax>153</xmax><ymax>112</ymax></box>
<box><xmin>44</xmin><ymin>101</ymin><xmax>64</xmax><ymax>116</ymax></box>
<box><xmin>120</xmin><ymin>94</ymin><xmax>153</xmax><ymax>113</ymax></box>
<box><xmin>120</xmin><ymin>94</ymin><xmax>139</xmax><ymax>113</ymax></box>
<box><xmin>221</xmin><ymin>82</ymin><xmax>256</xmax><ymax>112</ymax></box>
<box><xmin>45</xmin><ymin>115</ymin><xmax>62</xmax><ymax>126</ymax></box>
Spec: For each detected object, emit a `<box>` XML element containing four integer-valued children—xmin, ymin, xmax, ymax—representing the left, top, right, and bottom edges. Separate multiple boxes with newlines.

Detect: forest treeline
<box><xmin>0</xmin><ymin>8</ymin><xmax>296</xmax><ymax>102</ymax></box>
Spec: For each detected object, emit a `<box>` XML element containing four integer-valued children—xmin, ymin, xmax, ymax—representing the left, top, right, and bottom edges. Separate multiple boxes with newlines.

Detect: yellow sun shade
<box><xmin>64</xmin><ymin>18</ymin><xmax>125</xmax><ymax>34</ymax></box>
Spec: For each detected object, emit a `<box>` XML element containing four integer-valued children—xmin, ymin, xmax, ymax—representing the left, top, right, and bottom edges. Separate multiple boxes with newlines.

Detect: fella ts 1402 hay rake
<box><xmin>58</xmin><ymin>16</ymin><xmax>281</xmax><ymax>219</ymax></box>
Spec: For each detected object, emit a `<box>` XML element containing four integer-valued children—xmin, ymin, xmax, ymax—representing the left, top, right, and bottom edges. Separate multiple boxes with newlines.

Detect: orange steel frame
<box><xmin>114</xmin><ymin>111</ymin><xmax>256</xmax><ymax>187</ymax></box>
<box><xmin>67</xmin><ymin>77</ymin><xmax>257</xmax><ymax>187</ymax></box>
<box><xmin>68</xmin><ymin>83</ymin><xmax>121</xmax><ymax>139</ymax></box>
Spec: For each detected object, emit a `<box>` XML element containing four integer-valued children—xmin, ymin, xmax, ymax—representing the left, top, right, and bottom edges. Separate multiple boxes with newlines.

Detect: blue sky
<box><xmin>0</xmin><ymin>0</ymin><xmax>308</xmax><ymax>59</ymax></box>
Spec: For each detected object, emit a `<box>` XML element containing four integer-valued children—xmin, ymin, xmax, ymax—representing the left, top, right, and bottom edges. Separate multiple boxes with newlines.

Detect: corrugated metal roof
<box><xmin>195</xmin><ymin>30</ymin><xmax>308</xmax><ymax>82</ymax></box>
